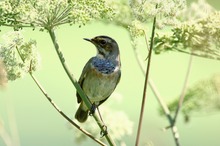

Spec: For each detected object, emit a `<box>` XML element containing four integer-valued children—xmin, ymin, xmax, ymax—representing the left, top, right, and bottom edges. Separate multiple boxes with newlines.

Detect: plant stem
<box><xmin>48</xmin><ymin>28</ymin><xmax>115</xmax><ymax>146</ymax></box>
<box><xmin>135</xmin><ymin>5</ymin><xmax>157</xmax><ymax>146</ymax></box>
<box><xmin>167</xmin><ymin>54</ymin><xmax>193</xmax><ymax>146</ymax></box>
<box><xmin>6</xmin><ymin>96</ymin><xmax>20</xmax><ymax>146</ymax></box>
<box><xmin>29</xmin><ymin>73</ymin><xmax>107</xmax><ymax>146</ymax></box>
<box><xmin>15</xmin><ymin>45</ymin><xmax>107</xmax><ymax>146</ymax></box>
<box><xmin>149</xmin><ymin>80</ymin><xmax>181</xmax><ymax>146</ymax></box>
<box><xmin>131</xmin><ymin>40</ymin><xmax>182</xmax><ymax>146</ymax></box>
<box><xmin>130</xmin><ymin>37</ymin><xmax>145</xmax><ymax>75</ymax></box>
<box><xmin>0</xmin><ymin>117</ymin><xmax>13</xmax><ymax>146</ymax></box>
<box><xmin>130</xmin><ymin>30</ymin><xmax>173</xmax><ymax>123</ymax></box>
<box><xmin>172</xmin><ymin>54</ymin><xmax>193</xmax><ymax>126</ymax></box>
<box><xmin>173</xmin><ymin>48</ymin><xmax>219</xmax><ymax>61</ymax></box>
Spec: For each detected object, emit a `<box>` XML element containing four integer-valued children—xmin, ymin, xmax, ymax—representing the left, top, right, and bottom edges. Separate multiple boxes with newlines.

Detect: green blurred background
<box><xmin>0</xmin><ymin>0</ymin><xmax>220</xmax><ymax>146</ymax></box>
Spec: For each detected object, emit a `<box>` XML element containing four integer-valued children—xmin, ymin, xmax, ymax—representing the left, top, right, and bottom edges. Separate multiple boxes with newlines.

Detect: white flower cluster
<box><xmin>72</xmin><ymin>106</ymin><xmax>133</xmax><ymax>146</ymax></box>
<box><xmin>0</xmin><ymin>0</ymin><xmax>113</xmax><ymax>29</ymax></box>
<box><xmin>182</xmin><ymin>0</ymin><xmax>215</xmax><ymax>20</ymax></box>
<box><xmin>0</xmin><ymin>31</ymin><xmax>40</xmax><ymax>80</ymax></box>
<box><xmin>70</xmin><ymin>0</ymin><xmax>113</xmax><ymax>27</ymax></box>
<box><xmin>105</xmin><ymin>0</ymin><xmax>186</xmax><ymax>38</ymax></box>
<box><xmin>154</xmin><ymin>11</ymin><xmax>220</xmax><ymax>60</ymax></box>
<box><xmin>128</xmin><ymin>20</ymin><xmax>145</xmax><ymax>38</ymax></box>
<box><xmin>131</xmin><ymin>0</ymin><xmax>186</xmax><ymax>28</ymax></box>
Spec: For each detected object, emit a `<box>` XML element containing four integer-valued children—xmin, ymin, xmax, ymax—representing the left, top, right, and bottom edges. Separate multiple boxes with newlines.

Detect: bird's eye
<box><xmin>99</xmin><ymin>40</ymin><xmax>107</xmax><ymax>45</ymax></box>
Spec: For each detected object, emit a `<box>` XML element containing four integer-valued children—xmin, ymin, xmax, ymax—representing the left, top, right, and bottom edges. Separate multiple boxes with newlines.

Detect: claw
<box><xmin>100</xmin><ymin>125</ymin><xmax>108</xmax><ymax>137</ymax></box>
<box><xmin>89</xmin><ymin>104</ymin><xmax>96</xmax><ymax>116</ymax></box>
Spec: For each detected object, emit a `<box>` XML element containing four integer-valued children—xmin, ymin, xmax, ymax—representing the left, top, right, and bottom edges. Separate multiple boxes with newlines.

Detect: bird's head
<box><xmin>84</xmin><ymin>36</ymin><xmax>120</xmax><ymax>60</ymax></box>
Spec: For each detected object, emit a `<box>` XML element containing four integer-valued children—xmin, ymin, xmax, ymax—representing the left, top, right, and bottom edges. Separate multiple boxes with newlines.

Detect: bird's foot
<box><xmin>100</xmin><ymin>125</ymin><xmax>108</xmax><ymax>137</ymax></box>
<box><xmin>89</xmin><ymin>104</ymin><xmax>96</xmax><ymax>116</ymax></box>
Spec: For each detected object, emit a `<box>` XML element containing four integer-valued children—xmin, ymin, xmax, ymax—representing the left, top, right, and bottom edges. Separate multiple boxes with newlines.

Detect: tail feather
<box><xmin>75</xmin><ymin>103</ymin><xmax>88</xmax><ymax>123</ymax></box>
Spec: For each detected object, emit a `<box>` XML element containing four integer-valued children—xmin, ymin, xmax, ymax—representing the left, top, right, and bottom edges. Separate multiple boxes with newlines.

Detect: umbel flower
<box><xmin>0</xmin><ymin>0</ymin><xmax>113</xmax><ymax>29</ymax></box>
<box><xmin>0</xmin><ymin>31</ymin><xmax>40</xmax><ymax>80</ymax></box>
<box><xmin>154</xmin><ymin>11</ymin><xmax>220</xmax><ymax>60</ymax></box>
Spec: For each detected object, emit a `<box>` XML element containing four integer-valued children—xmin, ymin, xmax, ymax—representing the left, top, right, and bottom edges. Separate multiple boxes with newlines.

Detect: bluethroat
<box><xmin>75</xmin><ymin>35</ymin><xmax>121</xmax><ymax>123</ymax></box>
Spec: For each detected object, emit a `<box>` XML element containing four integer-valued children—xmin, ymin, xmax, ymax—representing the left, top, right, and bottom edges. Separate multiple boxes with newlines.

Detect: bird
<box><xmin>75</xmin><ymin>35</ymin><xmax>121</xmax><ymax>123</ymax></box>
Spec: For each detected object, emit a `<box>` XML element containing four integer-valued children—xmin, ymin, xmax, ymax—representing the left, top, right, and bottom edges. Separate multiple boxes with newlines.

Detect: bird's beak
<box><xmin>83</xmin><ymin>38</ymin><xmax>91</xmax><ymax>42</ymax></box>
<box><xmin>84</xmin><ymin>38</ymin><xmax>97</xmax><ymax>46</ymax></box>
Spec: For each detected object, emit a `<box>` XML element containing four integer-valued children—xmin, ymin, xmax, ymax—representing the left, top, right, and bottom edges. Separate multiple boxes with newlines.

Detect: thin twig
<box><xmin>15</xmin><ymin>45</ymin><xmax>106</xmax><ymax>146</ymax></box>
<box><xmin>131</xmin><ymin>38</ymin><xmax>181</xmax><ymax>146</ymax></box>
<box><xmin>0</xmin><ymin>23</ymin><xmax>32</xmax><ymax>28</ymax></box>
<box><xmin>130</xmin><ymin>33</ymin><xmax>173</xmax><ymax>123</ymax></box>
<box><xmin>130</xmin><ymin>37</ymin><xmax>145</xmax><ymax>75</ymax></box>
<box><xmin>149</xmin><ymin>80</ymin><xmax>181</xmax><ymax>146</ymax></box>
<box><xmin>135</xmin><ymin>4</ymin><xmax>158</xmax><ymax>146</ymax></box>
<box><xmin>166</xmin><ymin>54</ymin><xmax>193</xmax><ymax>146</ymax></box>
<box><xmin>6</xmin><ymin>96</ymin><xmax>20</xmax><ymax>146</ymax></box>
<box><xmin>144</xmin><ymin>30</ymin><xmax>150</xmax><ymax>51</ymax></box>
<box><xmin>173</xmin><ymin>48</ymin><xmax>220</xmax><ymax>61</ymax></box>
<box><xmin>172</xmin><ymin>54</ymin><xmax>193</xmax><ymax>126</ymax></box>
<box><xmin>0</xmin><ymin>121</ymin><xmax>13</xmax><ymax>146</ymax></box>
<box><xmin>29</xmin><ymin>73</ymin><xmax>107</xmax><ymax>146</ymax></box>
<box><xmin>48</xmin><ymin>28</ymin><xmax>116</xmax><ymax>146</ymax></box>
<box><xmin>0</xmin><ymin>96</ymin><xmax>14</xmax><ymax>146</ymax></box>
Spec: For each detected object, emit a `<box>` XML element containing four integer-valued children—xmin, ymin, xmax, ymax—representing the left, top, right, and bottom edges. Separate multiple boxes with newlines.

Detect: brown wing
<box><xmin>76</xmin><ymin>58</ymin><xmax>93</xmax><ymax>103</ymax></box>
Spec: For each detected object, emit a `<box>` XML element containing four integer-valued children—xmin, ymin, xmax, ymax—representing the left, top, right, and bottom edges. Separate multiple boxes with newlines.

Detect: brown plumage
<box><xmin>75</xmin><ymin>36</ymin><xmax>121</xmax><ymax>123</ymax></box>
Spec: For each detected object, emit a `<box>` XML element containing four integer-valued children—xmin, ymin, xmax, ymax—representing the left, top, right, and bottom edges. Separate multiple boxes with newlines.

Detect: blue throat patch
<box><xmin>92</xmin><ymin>58</ymin><xmax>116</xmax><ymax>74</ymax></box>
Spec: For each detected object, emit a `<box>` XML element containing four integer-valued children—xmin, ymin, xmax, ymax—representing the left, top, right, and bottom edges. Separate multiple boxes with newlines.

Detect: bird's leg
<box><xmin>100</xmin><ymin>125</ymin><xmax>108</xmax><ymax>137</ymax></box>
<box><xmin>89</xmin><ymin>103</ymin><xmax>97</xmax><ymax>116</ymax></box>
<box><xmin>89</xmin><ymin>104</ymin><xmax>108</xmax><ymax>137</ymax></box>
<box><xmin>97</xmin><ymin>107</ymin><xmax>108</xmax><ymax>137</ymax></box>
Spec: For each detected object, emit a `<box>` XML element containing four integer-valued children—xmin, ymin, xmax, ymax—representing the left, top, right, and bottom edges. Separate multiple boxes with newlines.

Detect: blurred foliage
<box><xmin>104</xmin><ymin>0</ymin><xmax>187</xmax><ymax>61</ymax></box>
<box><xmin>0</xmin><ymin>0</ymin><xmax>220</xmax><ymax>145</ymax></box>
<box><xmin>0</xmin><ymin>60</ymin><xmax>7</xmax><ymax>88</ymax></box>
<box><xmin>105</xmin><ymin>0</ymin><xmax>186</xmax><ymax>31</ymax></box>
<box><xmin>183</xmin><ymin>0</ymin><xmax>215</xmax><ymax>20</ymax></box>
<box><xmin>0</xmin><ymin>31</ymin><xmax>40</xmax><ymax>80</ymax></box>
<box><xmin>1</xmin><ymin>0</ymin><xmax>219</xmax><ymax>80</ymax></box>
<box><xmin>154</xmin><ymin>11</ymin><xmax>220</xmax><ymax>60</ymax></box>
<box><xmin>71</xmin><ymin>105</ymin><xmax>133</xmax><ymax>146</ymax></box>
<box><xmin>154</xmin><ymin>0</ymin><xmax>220</xmax><ymax>61</ymax></box>
<box><xmin>104</xmin><ymin>0</ymin><xmax>220</xmax><ymax>62</ymax></box>
<box><xmin>161</xmin><ymin>74</ymin><xmax>220</xmax><ymax>122</ymax></box>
